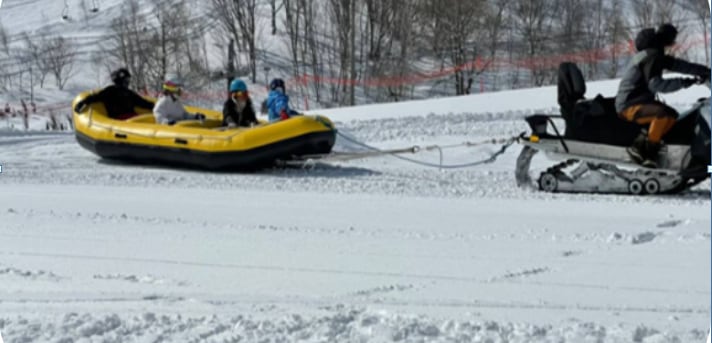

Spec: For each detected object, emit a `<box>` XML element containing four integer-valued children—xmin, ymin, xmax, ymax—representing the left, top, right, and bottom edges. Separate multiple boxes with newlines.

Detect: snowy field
<box><xmin>0</xmin><ymin>80</ymin><xmax>710</xmax><ymax>342</ymax></box>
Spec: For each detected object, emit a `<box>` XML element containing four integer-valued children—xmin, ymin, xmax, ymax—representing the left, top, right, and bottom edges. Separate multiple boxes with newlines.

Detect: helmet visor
<box><xmin>163</xmin><ymin>82</ymin><xmax>182</xmax><ymax>95</ymax></box>
<box><xmin>231</xmin><ymin>90</ymin><xmax>249</xmax><ymax>101</ymax></box>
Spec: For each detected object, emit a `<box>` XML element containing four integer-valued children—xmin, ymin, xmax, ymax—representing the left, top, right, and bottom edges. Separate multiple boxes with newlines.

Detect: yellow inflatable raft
<box><xmin>72</xmin><ymin>91</ymin><xmax>336</xmax><ymax>169</ymax></box>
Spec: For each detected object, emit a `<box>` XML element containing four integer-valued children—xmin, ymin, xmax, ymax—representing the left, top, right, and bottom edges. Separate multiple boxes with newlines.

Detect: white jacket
<box><xmin>153</xmin><ymin>94</ymin><xmax>191</xmax><ymax>124</ymax></box>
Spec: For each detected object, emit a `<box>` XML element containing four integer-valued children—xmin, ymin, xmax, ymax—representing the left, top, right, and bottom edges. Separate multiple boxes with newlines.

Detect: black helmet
<box><xmin>635</xmin><ymin>28</ymin><xmax>657</xmax><ymax>51</ymax></box>
<box><xmin>270</xmin><ymin>78</ymin><xmax>285</xmax><ymax>91</ymax></box>
<box><xmin>111</xmin><ymin>68</ymin><xmax>131</xmax><ymax>87</ymax></box>
<box><xmin>656</xmin><ymin>23</ymin><xmax>678</xmax><ymax>48</ymax></box>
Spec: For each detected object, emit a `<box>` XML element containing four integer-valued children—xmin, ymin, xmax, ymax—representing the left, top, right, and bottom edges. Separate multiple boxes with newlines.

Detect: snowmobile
<box><xmin>516</xmin><ymin>62</ymin><xmax>710</xmax><ymax>195</ymax></box>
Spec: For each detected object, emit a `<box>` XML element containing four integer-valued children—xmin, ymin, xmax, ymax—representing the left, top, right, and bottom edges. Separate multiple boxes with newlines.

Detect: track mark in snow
<box><xmin>5</xmin><ymin>250</ymin><xmax>705</xmax><ymax>295</ymax></box>
<box><xmin>561</xmin><ymin>250</ymin><xmax>583</xmax><ymax>257</ymax></box>
<box><xmin>656</xmin><ymin>219</ymin><xmax>689</xmax><ymax>228</ymax></box>
<box><xmin>489</xmin><ymin>267</ymin><xmax>550</xmax><ymax>282</ymax></box>
<box><xmin>1</xmin><ymin>295</ymin><xmax>185</xmax><ymax>305</ymax></box>
<box><xmin>5</xmin><ymin>207</ymin><xmax>620</xmax><ymax>243</ymax></box>
<box><xmin>607</xmin><ymin>232</ymin><xmax>664</xmax><ymax>245</ymax></box>
<box><xmin>351</xmin><ymin>284</ymin><xmax>415</xmax><ymax>297</ymax></box>
<box><xmin>631</xmin><ymin>232</ymin><xmax>658</xmax><ymax>245</ymax></box>
<box><xmin>93</xmin><ymin>273</ymin><xmax>189</xmax><ymax>287</ymax></box>
<box><xmin>0</xmin><ymin>264</ymin><xmax>61</xmax><ymax>281</ymax></box>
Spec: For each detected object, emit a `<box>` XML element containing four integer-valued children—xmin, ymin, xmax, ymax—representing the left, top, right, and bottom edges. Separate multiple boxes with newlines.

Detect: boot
<box><xmin>626</xmin><ymin>134</ymin><xmax>660</xmax><ymax>168</ymax></box>
<box><xmin>641</xmin><ymin>141</ymin><xmax>661</xmax><ymax>168</ymax></box>
<box><xmin>626</xmin><ymin>134</ymin><xmax>647</xmax><ymax>163</ymax></box>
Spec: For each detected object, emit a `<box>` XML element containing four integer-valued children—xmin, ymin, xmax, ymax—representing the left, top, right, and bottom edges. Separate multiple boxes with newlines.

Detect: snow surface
<box><xmin>1</xmin><ymin>79</ymin><xmax>710</xmax><ymax>342</ymax></box>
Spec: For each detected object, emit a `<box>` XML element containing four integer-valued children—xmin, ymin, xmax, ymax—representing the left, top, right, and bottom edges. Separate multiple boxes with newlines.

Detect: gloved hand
<box><xmin>279</xmin><ymin>110</ymin><xmax>290</xmax><ymax>120</ymax></box>
<box><xmin>74</xmin><ymin>101</ymin><xmax>87</xmax><ymax>113</ymax></box>
<box><xmin>681</xmin><ymin>78</ymin><xmax>698</xmax><ymax>88</ymax></box>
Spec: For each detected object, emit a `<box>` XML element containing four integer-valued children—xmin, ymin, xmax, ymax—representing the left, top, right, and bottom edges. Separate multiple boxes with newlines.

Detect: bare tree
<box><xmin>21</xmin><ymin>32</ymin><xmax>51</xmax><ymax>88</ymax></box>
<box><xmin>604</xmin><ymin>0</ymin><xmax>627</xmax><ymax>77</ymax></box>
<box><xmin>104</xmin><ymin>0</ymin><xmax>153</xmax><ymax>90</ymax></box>
<box><xmin>362</xmin><ymin>0</ymin><xmax>396</xmax><ymax>99</ymax></box>
<box><xmin>481</xmin><ymin>0</ymin><xmax>508</xmax><ymax>90</ymax></box>
<box><xmin>104</xmin><ymin>0</ymin><xmax>211</xmax><ymax>92</ymax></box>
<box><xmin>235</xmin><ymin>0</ymin><xmax>258</xmax><ymax>83</ymax></box>
<box><xmin>328</xmin><ymin>0</ymin><xmax>359</xmax><ymax>105</ymax></box>
<box><xmin>419</xmin><ymin>0</ymin><xmax>489</xmax><ymax>94</ymax></box>
<box><xmin>43</xmin><ymin>36</ymin><xmax>77</xmax><ymax>90</ymax></box>
<box><xmin>210</xmin><ymin>0</ymin><xmax>258</xmax><ymax>83</ymax></box>
<box><xmin>282</xmin><ymin>0</ymin><xmax>302</xmax><ymax>79</ymax></box>
<box><xmin>381</xmin><ymin>0</ymin><xmax>419</xmax><ymax>101</ymax></box>
<box><xmin>283</xmin><ymin>0</ymin><xmax>328</xmax><ymax>103</ymax></box>
<box><xmin>0</xmin><ymin>21</ymin><xmax>8</xmax><ymax>54</ymax></box>
<box><xmin>270</xmin><ymin>0</ymin><xmax>283</xmax><ymax>35</ymax></box>
<box><xmin>512</xmin><ymin>0</ymin><xmax>560</xmax><ymax>86</ymax></box>
<box><xmin>145</xmin><ymin>0</ymin><xmax>195</xmax><ymax>86</ymax></box>
<box><xmin>677</xmin><ymin>0</ymin><xmax>710</xmax><ymax>64</ymax></box>
<box><xmin>652</xmin><ymin>0</ymin><xmax>682</xmax><ymax>25</ymax></box>
<box><xmin>630</xmin><ymin>0</ymin><xmax>655</xmax><ymax>29</ymax></box>
<box><xmin>364</xmin><ymin>0</ymin><xmax>393</xmax><ymax>62</ymax></box>
<box><xmin>577</xmin><ymin>0</ymin><xmax>608</xmax><ymax>78</ymax></box>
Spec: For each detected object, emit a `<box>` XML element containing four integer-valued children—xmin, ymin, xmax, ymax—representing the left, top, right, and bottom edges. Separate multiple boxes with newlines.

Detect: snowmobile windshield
<box><xmin>676</xmin><ymin>84</ymin><xmax>710</xmax><ymax>121</ymax></box>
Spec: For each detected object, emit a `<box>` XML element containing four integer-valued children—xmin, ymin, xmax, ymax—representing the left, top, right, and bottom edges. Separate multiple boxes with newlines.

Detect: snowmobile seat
<box><xmin>565</xmin><ymin>95</ymin><xmax>641</xmax><ymax>146</ymax></box>
<box><xmin>558</xmin><ymin>62</ymin><xmax>586</xmax><ymax>119</ymax></box>
<box><xmin>557</xmin><ymin>62</ymin><xmax>640</xmax><ymax>146</ymax></box>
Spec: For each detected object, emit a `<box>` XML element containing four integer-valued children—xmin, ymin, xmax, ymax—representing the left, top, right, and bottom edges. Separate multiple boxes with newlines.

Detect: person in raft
<box><xmin>222</xmin><ymin>79</ymin><xmax>258</xmax><ymax>128</ymax></box>
<box><xmin>73</xmin><ymin>68</ymin><xmax>155</xmax><ymax>120</ymax></box>
<box><xmin>153</xmin><ymin>77</ymin><xmax>206</xmax><ymax>125</ymax></box>
<box><xmin>266</xmin><ymin>78</ymin><xmax>300</xmax><ymax>122</ymax></box>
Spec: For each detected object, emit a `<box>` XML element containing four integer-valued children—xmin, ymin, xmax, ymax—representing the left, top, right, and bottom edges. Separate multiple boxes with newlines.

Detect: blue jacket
<box><xmin>266</xmin><ymin>90</ymin><xmax>298</xmax><ymax>122</ymax></box>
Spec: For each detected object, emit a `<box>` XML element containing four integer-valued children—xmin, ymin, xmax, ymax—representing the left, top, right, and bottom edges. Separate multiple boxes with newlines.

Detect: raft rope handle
<box><xmin>82</xmin><ymin>103</ymin><xmax>334</xmax><ymax>143</ymax></box>
<box><xmin>84</xmin><ymin>111</ymin><xmax>297</xmax><ymax>143</ymax></box>
<box><xmin>333</xmin><ymin>131</ymin><xmax>519</xmax><ymax>170</ymax></box>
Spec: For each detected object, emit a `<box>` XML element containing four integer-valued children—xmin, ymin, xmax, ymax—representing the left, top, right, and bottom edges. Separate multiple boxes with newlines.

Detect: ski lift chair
<box><xmin>61</xmin><ymin>0</ymin><xmax>70</xmax><ymax>20</ymax></box>
<box><xmin>90</xmin><ymin>0</ymin><xmax>99</xmax><ymax>13</ymax></box>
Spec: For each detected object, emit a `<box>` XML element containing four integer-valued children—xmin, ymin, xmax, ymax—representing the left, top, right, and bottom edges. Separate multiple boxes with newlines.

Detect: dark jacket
<box><xmin>81</xmin><ymin>85</ymin><xmax>155</xmax><ymax>119</ymax></box>
<box><xmin>222</xmin><ymin>98</ymin><xmax>258</xmax><ymax>127</ymax></box>
<box><xmin>615</xmin><ymin>30</ymin><xmax>710</xmax><ymax>113</ymax></box>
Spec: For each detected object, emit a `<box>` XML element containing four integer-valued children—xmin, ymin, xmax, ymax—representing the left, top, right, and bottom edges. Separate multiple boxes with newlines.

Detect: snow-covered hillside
<box><xmin>1</xmin><ymin>70</ymin><xmax>710</xmax><ymax>341</ymax></box>
<box><xmin>1</xmin><ymin>0</ymin><xmax>710</xmax><ymax>134</ymax></box>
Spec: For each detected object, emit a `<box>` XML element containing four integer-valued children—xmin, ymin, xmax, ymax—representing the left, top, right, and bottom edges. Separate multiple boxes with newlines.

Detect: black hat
<box><xmin>656</xmin><ymin>23</ymin><xmax>678</xmax><ymax>47</ymax></box>
<box><xmin>111</xmin><ymin>68</ymin><xmax>131</xmax><ymax>86</ymax></box>
<box><xmin>635</xmin><ymin>28</ymin><xmax>657</xmax><ymax>51</ymax></box>
<box><xmin>270</xmin><ymin>78</ymin><xmax>285</xmax><ymax>91</ymax></box>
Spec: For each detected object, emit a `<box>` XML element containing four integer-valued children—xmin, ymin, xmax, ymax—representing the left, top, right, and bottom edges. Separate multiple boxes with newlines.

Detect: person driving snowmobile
<box><xmin>615</xmin><ymin>24</ymin><xmax>711</xmax><ymax>168</ymax></box>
